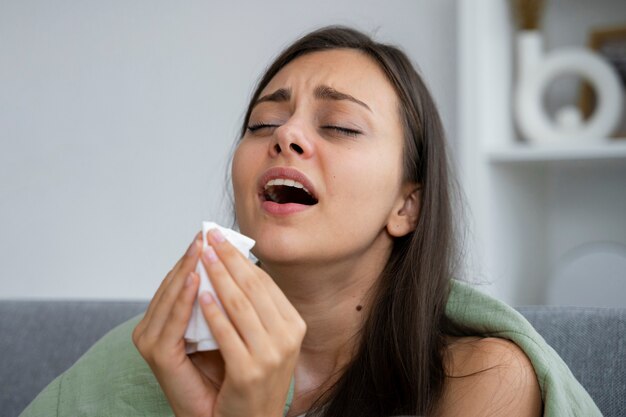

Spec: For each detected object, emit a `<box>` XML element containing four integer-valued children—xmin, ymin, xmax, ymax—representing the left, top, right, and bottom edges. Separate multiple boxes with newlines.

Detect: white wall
<box><xmin>0</xmin><ymin>0</ymin><xmax>458</xmax><ymax>299</ymax></box>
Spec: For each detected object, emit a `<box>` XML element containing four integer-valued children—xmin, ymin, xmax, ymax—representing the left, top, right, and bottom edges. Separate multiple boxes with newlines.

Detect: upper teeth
<box><xmin>265</xmin><ymin>178</ymin><xmax>312</xmax><ymax>195</ymax></box>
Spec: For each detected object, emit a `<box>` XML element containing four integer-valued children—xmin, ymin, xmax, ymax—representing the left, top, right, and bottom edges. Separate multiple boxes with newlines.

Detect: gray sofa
<box><xmin>1</xmin><ymin>301</ymin><xmax>624</xmax><ymax>417</ymax></box>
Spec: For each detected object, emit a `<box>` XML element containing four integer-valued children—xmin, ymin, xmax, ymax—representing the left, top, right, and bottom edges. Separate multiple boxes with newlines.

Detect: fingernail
<box><xmin>200</xmin><ymin>291</ymin><xmax>213</xmax><ymax>305</ymax></box>
<box><xmin>209</xmin><ymin>228</ymin><xmax>226</xmax><ymax>243</ymax></box>
<box><xmin>202</xmin><ymin>245</ymin><xmax>218</xmax><ymax>263</ymax></box>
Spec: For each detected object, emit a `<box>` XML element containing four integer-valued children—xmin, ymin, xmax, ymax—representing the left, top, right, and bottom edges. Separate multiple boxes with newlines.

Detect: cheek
<box><xmin>231</xmin><ymin>160</ymin><xmax>244</xmax><ymax>212</ymax></box>
<box><xmin>329</xmin><ymin>148</ymin><xmax>403</xmax><ymax>217</ymax></box>
<box><xmin>232</xmin><ymin>141</ymin><xmax>261</xmax><ymax>197</ymax></box>
<box><xmin>231</xmin><ymin>144</ymin><xmax>261</xmax><ymax>229</ymax></box>
<box><xmin>231</xmin><ymin>148</ymin><xmax>245</xmax><ymax>197</ymax></box>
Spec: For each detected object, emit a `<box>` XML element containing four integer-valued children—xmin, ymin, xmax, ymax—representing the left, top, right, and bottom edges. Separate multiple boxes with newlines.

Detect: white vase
<box><xmin>514</xmin><ymin>30</ymin><xmax>624</xmax><ymax>145</ymax></box>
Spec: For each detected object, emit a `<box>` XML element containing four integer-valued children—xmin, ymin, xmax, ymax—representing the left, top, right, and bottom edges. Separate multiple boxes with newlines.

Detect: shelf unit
<box><xmin>487</xmin><ymin>140</ymin><xmax>626</xmax><ymax>163</ymax></box>
<box><xmin>457</xmin><ymin>0</ymin><xmax>626</xmax><ymax>306</ymax></box>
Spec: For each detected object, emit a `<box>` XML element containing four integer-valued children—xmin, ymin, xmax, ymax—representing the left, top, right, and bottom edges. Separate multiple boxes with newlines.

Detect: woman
<box><xmin>132</xmin><ymin>26</ymin><xmax>539</xmax><ymax>416</ymax></box>
<box><xmin>21</xmin><ymin>25</ymin><xmax>600</xmax><ymax>417</ymax></box>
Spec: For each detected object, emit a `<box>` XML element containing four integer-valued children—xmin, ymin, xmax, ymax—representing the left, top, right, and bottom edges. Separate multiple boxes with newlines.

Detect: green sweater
<box><xmin>20</xmin><ymin>280</ymin><xmax>602</xmax><ymax>416</ymax></box>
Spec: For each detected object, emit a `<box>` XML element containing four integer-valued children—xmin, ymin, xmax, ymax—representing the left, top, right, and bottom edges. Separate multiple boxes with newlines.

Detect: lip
<box><xmin>261</xmin><ymin>201</ymin><xmax>313</xmax><ymax>215</ymax></box>
<box><xmin>257</xmin><ymin>166</ymin><xmax>318</xmax><ymax>215</ymax></box>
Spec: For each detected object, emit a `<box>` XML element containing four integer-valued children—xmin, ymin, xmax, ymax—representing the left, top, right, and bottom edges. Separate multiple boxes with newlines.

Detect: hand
<box><xmin>133</xmin><ymin>231</ymin><xmax>218</xmax><ymax>417</ymax></box>
<box><xmin>132</xmin><ymin>229</ymin><xmax>307</xmax><ymax>417</ymax></box>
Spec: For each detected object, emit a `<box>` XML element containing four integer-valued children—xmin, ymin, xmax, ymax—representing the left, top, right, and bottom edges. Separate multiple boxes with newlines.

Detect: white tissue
<box><xmin>184</xmin><ymin>221</ymin><xmax>256</xmax><ymax>353</ymax></box>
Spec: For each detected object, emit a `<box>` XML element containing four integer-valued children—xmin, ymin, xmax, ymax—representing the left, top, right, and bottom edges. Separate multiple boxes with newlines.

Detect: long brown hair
<box><xmin>235</xmin><ymin>25</ymin><xmax>466</xmax><ymax>417</ymax></box>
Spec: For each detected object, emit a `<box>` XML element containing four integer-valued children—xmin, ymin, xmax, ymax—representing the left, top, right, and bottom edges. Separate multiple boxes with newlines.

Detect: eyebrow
<box><xmin>252</xmin><ymin>85</ymin><xmax>372</xmax><ymax>112</ymax></box>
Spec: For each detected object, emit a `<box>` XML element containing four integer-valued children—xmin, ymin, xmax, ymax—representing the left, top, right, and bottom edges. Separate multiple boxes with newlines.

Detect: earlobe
<box><xmin>386</xmin><ymin>184</ymin><xmax>421</xmax><ymax>237</ymax></box>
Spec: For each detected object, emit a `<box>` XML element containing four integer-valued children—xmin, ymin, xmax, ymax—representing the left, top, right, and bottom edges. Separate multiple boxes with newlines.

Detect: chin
<box><xmin>249</xmin><ymin>229</ymin><xmax>309</xmax><ymax>264</ymax></box>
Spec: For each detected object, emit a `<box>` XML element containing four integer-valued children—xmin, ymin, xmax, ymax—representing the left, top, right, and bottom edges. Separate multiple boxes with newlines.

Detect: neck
<box><xmin>260</xmin><ymin>235</ymin><xmax>392</xmax><ymax>396</ymax></box>
<box><xmin>268</xmin><ymin>259</ymin><xmax>376</xmax><ymax>358</ymax></box>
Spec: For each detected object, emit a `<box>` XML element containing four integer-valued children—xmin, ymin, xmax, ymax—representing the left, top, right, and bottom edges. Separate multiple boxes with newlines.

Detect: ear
<box><xmin>386</xmin><ymin>183</ymin><xmax>421</xmax><ymax>238</ymax></box>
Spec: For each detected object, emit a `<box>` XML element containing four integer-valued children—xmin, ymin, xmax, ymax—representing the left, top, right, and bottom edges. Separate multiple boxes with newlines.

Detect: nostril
<box><xmin>274</xmin><ymin>144</ymin><xmax>281</xmax><ymax>153</ymax></box>
<box><xmin>290</xmin><ymin>143</ymin><xmax>303</xmax><ymax>154</ymax></box>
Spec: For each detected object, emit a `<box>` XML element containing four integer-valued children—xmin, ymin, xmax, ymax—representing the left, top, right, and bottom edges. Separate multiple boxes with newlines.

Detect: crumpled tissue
<box><xmin>184</xmin><ymin>221</ymin><xmax>255</xmax><ymax>353</ymax></box>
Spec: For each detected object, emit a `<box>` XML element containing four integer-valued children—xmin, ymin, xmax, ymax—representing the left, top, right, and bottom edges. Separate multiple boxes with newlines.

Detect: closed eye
<box><xmin>246</xmin><ymin>123</ymin><xmax>361</xmax><ymax>138</ymax></box>
<box><xmin>247</xmin><ymin>123</ymin><xmax>279</xmax><ymax>132</ymax></box>
<box><xmin>322</xmin><ymin>126</ymin><xmax>361</xmax><ymax>137</ymax></box>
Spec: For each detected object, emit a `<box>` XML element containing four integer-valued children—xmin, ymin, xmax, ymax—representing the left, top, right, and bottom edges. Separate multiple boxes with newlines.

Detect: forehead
<box><xmin>260</xmin><ymin>49</ymin><xmax>399</xmax><ymax>116</ymax></box>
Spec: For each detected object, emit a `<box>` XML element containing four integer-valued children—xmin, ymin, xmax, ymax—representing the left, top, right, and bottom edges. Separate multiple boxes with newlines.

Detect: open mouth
<box><xmin>263</xmin><ymin>179</ymin><xmax>319</xmax><ymax>205</ymax></box>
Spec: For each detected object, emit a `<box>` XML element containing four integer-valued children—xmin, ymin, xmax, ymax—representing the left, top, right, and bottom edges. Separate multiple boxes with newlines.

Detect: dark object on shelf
<box><xmin>510</xmin><ymin>0</ymin><xmax>546</xmax><ymax>30</ymax></box>
<box><xmin>579</xmin><ymin>25</ymin><xmax>626</xmax><ymax>137</ymax></box>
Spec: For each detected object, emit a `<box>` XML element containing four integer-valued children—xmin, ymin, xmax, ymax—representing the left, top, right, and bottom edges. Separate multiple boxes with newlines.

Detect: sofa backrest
<box><xmin>516</xmin><ymin>306</ymin><xmax>625</xmax><ymax>417</ymax></box>
<box><xmin>1</xmin><ymin>301</ymin><xmax>624</xmax><ymax>417</ymax></box>
<box><xmin>1</xmin><ymin>300</ymin><xmax>148</xmax><ymax>417</ymax></box>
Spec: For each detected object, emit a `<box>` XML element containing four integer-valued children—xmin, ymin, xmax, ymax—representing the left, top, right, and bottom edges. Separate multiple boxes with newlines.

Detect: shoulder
<box><xmin>433</xmin><ymin>336</ymin><xmax>543</xmax><ymax>417</ymax></box>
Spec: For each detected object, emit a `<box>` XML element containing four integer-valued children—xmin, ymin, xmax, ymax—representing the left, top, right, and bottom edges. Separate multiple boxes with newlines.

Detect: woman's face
<box><xmin>232</xmin><ymin>48</ymin><xmax>411</xmax><ymax>266</ymax></box>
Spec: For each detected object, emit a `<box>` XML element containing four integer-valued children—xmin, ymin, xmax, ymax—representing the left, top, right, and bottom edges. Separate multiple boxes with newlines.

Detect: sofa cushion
<box><xmin>0</xmin><ymin>300</ymin><xmax>148</xmax><ymax>417</ymax></box>
<box><xmin>3</xmin><ymin>294</ymin><xmax>622</xmax><ymax>416</ymax></box>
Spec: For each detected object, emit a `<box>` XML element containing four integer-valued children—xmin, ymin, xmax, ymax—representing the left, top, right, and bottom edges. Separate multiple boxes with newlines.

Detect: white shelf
<box><xmin>458</xmin><ymin>0</ymin><xmax>626</xmax><ymax>307</ymax></box>
<box><xmin>486</xmin><ymin>140</ymin><xmax>626</xmax><ymax>163</ymax></box>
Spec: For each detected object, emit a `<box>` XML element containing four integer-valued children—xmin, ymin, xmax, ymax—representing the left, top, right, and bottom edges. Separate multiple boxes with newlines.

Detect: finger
<box><xmin>136</xmin><ymin>266</ymin><xmax>182</xmax><ymax>339</ymax></box>
<box><xmin>199</xmin><ymin>291</ymin><xmax>250</xmax><ymax>366</ymax></box>
<box><xmin>137</xmin><ymin>251</ymin><xmax>187</xmax><ymax>338</ymax></box>
<box><xmin>257</xmin><ymin>265</ymin><xmax>306</xmax><ymax>324</ymax></box>
<box><xmin>142</xmin><ymin>260</ymin><xmax>180</xmax><ymax>326</ymax></box>
<box><xmin>207</xmin><ymin>229</ymin><xmax>286</xmax><ymax>336</ymax></box>
<box><xmin>208</xmin><ymin>229</ymin><xmax>303</xmax><ymax>328</ymax></box>
<box><xmin>205</xmin><ymin>229</ymin><xmax>304</xmax><ymax>332</ymax></box>
<box><xmin>143</xmin><ymin>232</ymin><xmax>202</xmax><ymax>324</ymax></box>
<box><xmin>159</xmin><ymin>271</ymin><xmax>200</xmax><ymax>347</ymax></box>
<box><xmin>200</xmin><ymin>243</ymin><xmax>268</xmax><ymax>353</ymax></box>
<box><xmin>145</xmin><ymin>236</ymin><xmax>202</xmax><ymax>340</ymax></box>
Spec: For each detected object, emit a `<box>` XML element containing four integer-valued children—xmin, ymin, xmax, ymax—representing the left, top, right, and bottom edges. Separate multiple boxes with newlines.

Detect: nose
<box><xmin>269</xmin><ymin>120</ymin><xmax>314</xmax><ymax>159</ymax></box>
